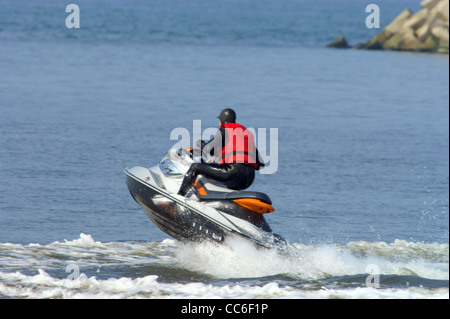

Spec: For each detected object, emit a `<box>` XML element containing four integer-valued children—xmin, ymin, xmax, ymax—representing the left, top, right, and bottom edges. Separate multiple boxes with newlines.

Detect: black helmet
<box><xmin>217</xmin><ymin>108</ymin><xmax>236</xmax><ymax>124</ymax></box>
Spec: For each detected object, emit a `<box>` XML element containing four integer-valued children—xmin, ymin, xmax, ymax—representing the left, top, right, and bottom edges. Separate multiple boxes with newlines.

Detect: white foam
<box><xmin>175</xmin><ymin>236</ymin><xmax>292</xmax><ymax>278</ymax></box>
<box><xmin>0</xmin><ymin>234</ymin><xmax>448</xmax><ymax>299</ymax></box>
<box><xmin>0</xmin><ymin>270</ymin><xmax>448</xmax><ymax>299</ymax></box>
<box><xmin>61</xmin><ymin>233</ymin><xmax>102</xmax><ymax>246</ymax></box>
<box><xmin>174</xmin><ymin>236</ymin><xmax>449</xmax><ymax>281</ymax></box>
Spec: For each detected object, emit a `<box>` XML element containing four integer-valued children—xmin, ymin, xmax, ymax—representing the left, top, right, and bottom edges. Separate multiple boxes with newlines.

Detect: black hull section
<box><xmin>125</xmin><ymin>168</ymin><xmax>287</xmax><ymax>249</ymax></box>
<box><xmin>126</xmin><ymin>173</ymin><xmax>227</xmax><ymax>243</ymax></box>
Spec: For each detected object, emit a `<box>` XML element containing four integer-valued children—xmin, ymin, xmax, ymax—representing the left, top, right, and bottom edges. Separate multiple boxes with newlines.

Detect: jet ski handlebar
<box><xmin>175</xmin><ymin>147</ymin><xmax>215</xmax><ymax>164</ymax></box>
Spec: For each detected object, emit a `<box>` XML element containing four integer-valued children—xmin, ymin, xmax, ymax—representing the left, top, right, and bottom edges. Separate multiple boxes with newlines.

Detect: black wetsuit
<box><xmin>178</xmin><ymin>126</ymin><xmax>264</xmax><ymax>196</ymax></box>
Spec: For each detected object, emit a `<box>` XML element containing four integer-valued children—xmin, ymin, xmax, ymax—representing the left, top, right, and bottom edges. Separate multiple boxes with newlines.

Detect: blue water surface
<box><xmin>0</xmin><ymin>0</ymin><xmax>448</xmax><ymax>246</ymax></box>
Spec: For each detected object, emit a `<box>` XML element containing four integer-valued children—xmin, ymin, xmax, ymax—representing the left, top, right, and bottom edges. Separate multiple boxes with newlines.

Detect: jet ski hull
<box><xmin>126</xmin><ymin>169</ymin><xmax>229</xmax><ymax>243</ymax></box>
<box><xmin>125</xmin><ymin>167</ymin><xmax>284</xmax><ymax>248</ymax></box>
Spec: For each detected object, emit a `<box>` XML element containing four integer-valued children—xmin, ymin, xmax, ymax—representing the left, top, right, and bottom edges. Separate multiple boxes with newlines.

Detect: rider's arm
<box><xmin>201</xmin><ymin>127</ymin><xmax>225</xmax><ymax>158</ymax></box>
<box><xmin>254</xmin><ymin>147</ymin><xmax>265</xmax><ymax>170</ymax></box>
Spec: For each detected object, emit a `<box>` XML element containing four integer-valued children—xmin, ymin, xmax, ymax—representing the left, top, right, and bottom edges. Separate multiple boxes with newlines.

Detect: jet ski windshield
<box><xmin>159</xmin><ymin>159</ymin><xmax>181</xmax><ymax>175</ymax></box>
<box><xmin>158</xmin><ymin>148</ymin><xmax>196</xmax><ymax>176</ymax></box>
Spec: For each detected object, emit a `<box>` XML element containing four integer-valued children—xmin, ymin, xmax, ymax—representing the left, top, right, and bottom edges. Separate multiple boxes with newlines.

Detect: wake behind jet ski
<box><xmin>124</xmin><ymin>146</ymin><xmax>286</xmax><ymax>249</ymax></box>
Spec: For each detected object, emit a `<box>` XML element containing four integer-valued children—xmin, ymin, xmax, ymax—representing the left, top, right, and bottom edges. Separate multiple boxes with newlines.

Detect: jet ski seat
<box><xmin>198</xmin><ymin>190</ymin><xmax>272</xmax><ymax>205</ymax></box>
<box><xmin>191</xmin><ymin>178</ymin><xmax>275</xmax><ymax>214</ymax></box>
<box><xmin>192</xmin><ymin>177</ymin><xmax>272</xmax><ymax>205</ymax></box>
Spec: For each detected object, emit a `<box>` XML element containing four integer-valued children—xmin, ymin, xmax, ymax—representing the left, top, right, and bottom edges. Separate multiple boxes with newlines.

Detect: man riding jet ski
<box><xmin>124</xmin><ymin>108</ymin><xmax>285</xmax><ymax>249</ymax></box>
<box><xmin>178</xmin><ymin>108</ymin><xmax>265</xmax><ymax>196</ymax></box>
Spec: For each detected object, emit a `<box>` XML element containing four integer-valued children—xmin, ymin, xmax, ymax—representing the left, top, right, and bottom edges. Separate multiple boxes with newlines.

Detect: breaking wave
<box><xmin>0</xmin><ymin>234</ymin><xmax>448</xmax><ymax>299</ymax></box>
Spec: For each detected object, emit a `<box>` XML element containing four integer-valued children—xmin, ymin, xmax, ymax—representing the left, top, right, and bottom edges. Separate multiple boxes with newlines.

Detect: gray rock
<box><xmin>355</xmin><ymin>0</ymin><xmax>449</xmax><ymax>53</ymax></box>
<box><xmin>327</xmin><ymin>36</ymin><xmax>350</xmax><ymax>48</ymax></box>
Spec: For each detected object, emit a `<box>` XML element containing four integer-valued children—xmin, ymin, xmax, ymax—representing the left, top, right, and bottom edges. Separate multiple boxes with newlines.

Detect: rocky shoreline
<box><xmin>328</xmin><ymin>0</ymin><xmax>449</xmax><ymax>54</ymax></box>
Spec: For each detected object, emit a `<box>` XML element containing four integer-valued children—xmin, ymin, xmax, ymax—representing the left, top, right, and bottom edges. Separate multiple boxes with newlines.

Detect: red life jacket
<box><xmin>220</xmin><ymin>123</ymin><xmax>259</xmax><ymax>168</ymax></box>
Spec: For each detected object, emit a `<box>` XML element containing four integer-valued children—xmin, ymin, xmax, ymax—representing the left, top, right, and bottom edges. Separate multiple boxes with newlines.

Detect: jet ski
<box><xmin>124</xmin><ymin>147</ymin><xmax>286</xmax><ymax>249</ymax></box>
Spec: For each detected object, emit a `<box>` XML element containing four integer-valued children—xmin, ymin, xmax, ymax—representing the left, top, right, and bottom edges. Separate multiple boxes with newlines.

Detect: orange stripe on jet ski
<box><xmin>233</xmin><ymin>198</ymin><xmax>275</xmax><ymax>214</ymax></box>
<box><xmin>194</xmin><ymin>180</ymin><xmax>207</xmax><ymax>196</ymax></box>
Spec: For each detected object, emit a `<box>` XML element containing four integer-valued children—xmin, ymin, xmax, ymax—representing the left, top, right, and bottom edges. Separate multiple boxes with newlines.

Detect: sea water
<box><xmin>0</xmin><ymin>0</ymin><xmax>448</xmax><ymax>299</ymax></box>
